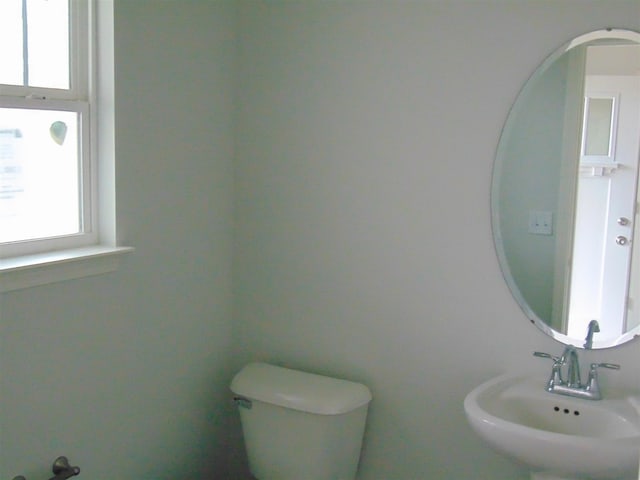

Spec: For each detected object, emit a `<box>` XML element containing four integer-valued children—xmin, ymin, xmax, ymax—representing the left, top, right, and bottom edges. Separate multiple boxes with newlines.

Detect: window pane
<box><xmin>0</xmin><ymin>0</ymin><xmax>70</xmax><ymax>89</ymax></box>
<box><xmin>0</xmin><ymin>1</ymin><xmax>25</xmax><ymax>86</ymax></box>
<box><xmin>584</xmin><ymin>97</ymin><xmax>614</xmax><ymax>156</ymax></box>
<box><xmin>27</xmin><ymin>0</ymin><xmax>70</xmax><ymax>89</ymax></box>
<box><xmin>0</xmin><ymin>108</ymin><xmax>80</xmax><ymax>243</ymax></box>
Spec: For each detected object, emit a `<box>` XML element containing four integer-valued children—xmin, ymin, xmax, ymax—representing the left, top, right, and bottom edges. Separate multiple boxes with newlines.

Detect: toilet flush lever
<box><xmin>10</xmin><ymin>456</ymin><xmax>80</xmax><ymax>480</ymax></box>
<box><xmin>234</xmin><ymin>396</ymin><xmax>253</xmax><ymax>409</ymax></box>
<box><xmin>49</xmin><ymin>456</ymin><xmax>80</xmax><ymax>480</ymax></box>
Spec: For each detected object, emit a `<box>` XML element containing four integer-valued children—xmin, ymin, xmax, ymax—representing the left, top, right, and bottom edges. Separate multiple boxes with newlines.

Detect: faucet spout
<box><xmin>561</xmin><ymin>346</ymin><xmax>581</xmax><ymax>387</ymax></box>
<box><xmin>584</xmin><ymin>320</ymin><xmax>600</xmax><ymax>349</ymax></box>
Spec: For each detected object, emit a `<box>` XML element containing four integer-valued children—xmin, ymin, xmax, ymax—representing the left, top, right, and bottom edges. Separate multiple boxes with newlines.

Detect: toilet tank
<box><xmin>230</xmin><ymin>362</ymin><xmax>372</xmax><ymax>480</ymax></box>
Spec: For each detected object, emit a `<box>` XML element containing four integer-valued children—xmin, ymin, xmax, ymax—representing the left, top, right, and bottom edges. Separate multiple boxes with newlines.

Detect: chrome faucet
<box><xmin>584</xmin><ymin>320</ymin><xmax>600</xmax><ymax>349</ymax></box>
<box><xmin>533</xmin><ymin>346</ymin><xmax>620</xmax><ymax>400</ymax></box>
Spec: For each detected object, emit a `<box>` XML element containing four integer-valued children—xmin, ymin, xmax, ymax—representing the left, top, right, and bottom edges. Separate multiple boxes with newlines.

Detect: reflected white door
<box><xmin>568</xmin><ymin>74</ymin><xmax>640</xmax><ymax>341</ymax></box>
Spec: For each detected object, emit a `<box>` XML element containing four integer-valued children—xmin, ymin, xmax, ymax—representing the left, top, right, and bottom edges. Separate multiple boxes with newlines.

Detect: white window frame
<box><xmin>0</xmin><ymin>0</ymin><xmax>93</xmax><ymax>257</ymax></box>
<box><xmin>0</xmin><ymin>0</ymin><xmax>133</xmax><ymax>292</ymax></box>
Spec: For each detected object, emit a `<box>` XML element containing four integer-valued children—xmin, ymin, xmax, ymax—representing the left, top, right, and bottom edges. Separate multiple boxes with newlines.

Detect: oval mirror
<box><xmin>493</xmin><ymin>29</ymin><xmax>640</xmax><ymax>349</ymax></box>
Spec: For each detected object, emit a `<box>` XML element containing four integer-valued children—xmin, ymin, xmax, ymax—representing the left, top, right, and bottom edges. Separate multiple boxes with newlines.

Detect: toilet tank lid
<box><xmin>230</xmin><ymin>362</ymin><xmax>372</xmax><ymax>415</ymax></box>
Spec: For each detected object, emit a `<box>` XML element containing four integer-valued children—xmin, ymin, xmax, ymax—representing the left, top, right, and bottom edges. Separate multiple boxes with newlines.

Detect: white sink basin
<box><xmin>464</xmin><ymin>374</ymin><xmax>640</xmax><ymax>479</ymax></box>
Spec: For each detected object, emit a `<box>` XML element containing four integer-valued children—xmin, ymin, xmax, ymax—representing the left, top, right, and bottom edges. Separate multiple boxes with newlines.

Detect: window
<box><xmin>0</xmin><ymin>0</ymin><xmax>93</xmax><ymax>258</ymax></box>
<box><xmin>0</xmin><ymin>0</ymin><xmax>132</xmax><ymax>292</ymax></box>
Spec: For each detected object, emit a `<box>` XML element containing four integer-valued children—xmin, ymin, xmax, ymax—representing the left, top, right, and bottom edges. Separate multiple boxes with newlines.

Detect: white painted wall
<box><xmin>0</xmin><ymin>2</ymin><xmax>639</xmax><ymax>480</ymax></box>
<box><xmin>0</xmin><ymin>1</ymin><xmax>235</xmax><ymax>478</ymax></box>
<box><xmin>232</xmin><ymin>1</ymin><xmax>640</xmax><ymax>479</ymax></box>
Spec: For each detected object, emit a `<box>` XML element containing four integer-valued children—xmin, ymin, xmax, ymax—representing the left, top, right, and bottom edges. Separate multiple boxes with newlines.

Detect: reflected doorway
<box><xmin>566</xmin><ymin>44</ymin><xmax>640</xmax><ymax>342</ymax></box>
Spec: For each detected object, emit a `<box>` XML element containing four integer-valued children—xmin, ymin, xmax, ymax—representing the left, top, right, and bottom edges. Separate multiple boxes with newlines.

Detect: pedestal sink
<box><xmin>464</xmin><ymin>374</ymin><xmax>640</xmax><ymax>480</ymax></box>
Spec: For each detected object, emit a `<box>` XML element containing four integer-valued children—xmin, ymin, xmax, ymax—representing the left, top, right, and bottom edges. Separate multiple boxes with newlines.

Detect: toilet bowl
<box><xmin>231</xmin><ymin>362</ymin><xmax>372</xmax><ymax>480</ymax></box>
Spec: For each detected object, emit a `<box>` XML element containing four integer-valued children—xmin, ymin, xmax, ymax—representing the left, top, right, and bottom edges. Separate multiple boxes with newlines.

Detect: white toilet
<box><xmin>230</xmin><ymin>362</ymin><xmax>372</xmax><ymax>480</ymax></box>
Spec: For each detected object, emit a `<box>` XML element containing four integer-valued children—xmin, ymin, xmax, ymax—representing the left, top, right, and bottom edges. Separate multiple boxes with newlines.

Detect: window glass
<box><xmin>0</xmin><ymin>1</ymin><xmax>24</xmax><ymax>86</ymax></box>
<box><xmin>584</xmin><ymin>97</ymin><xmax>614</xmax><ymax>156</ymax></box>
<box><xmin>0</xmin><ymin>0</ymin><xmax>70</xmax><ymax>89</ymax></box>
<box><xmin>0</xmin><ymin>108</ymin><xmax>80</xmax><ymax>243</ymax></box>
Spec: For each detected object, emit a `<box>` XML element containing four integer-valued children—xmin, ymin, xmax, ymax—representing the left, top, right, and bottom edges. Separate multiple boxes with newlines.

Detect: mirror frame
<box><xmin>492</xmin><ymin>28</ymin><xmax>640</xmax><ymax>349</ymax></box>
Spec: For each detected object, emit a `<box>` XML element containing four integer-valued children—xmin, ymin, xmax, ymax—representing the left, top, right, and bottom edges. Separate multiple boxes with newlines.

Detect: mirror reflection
<box><xmin>493</xmin><ymin>29</ymin><xmax>640</xmax><ymax>349</ymax></box>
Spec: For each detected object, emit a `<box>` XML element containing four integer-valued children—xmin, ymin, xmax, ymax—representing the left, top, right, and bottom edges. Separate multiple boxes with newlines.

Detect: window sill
<box><xmin>0</xmin><ymin>245</ymin><xmax>134</xmax><ymax>293</ymax></box>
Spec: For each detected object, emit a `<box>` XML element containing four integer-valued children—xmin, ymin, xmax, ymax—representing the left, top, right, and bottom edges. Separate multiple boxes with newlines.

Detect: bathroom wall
<box><xmin>1</xmin><ymin>2</ymin><xmax>639</xmax><ymax>480</ymax></box>
<box><xmin>232</xmin><ymin>1</ymin><xmax>640</xmax><ymax>479</ymax></box>
<box><xmin>0</xmin><ymin>1</ymin><xmax>235</xmax><ymax>479</ymax></box>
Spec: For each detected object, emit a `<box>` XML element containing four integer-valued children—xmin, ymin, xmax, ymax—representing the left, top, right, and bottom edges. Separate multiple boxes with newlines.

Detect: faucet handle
<box><xmin>534</xmin><ymin>351</ymin><xmax>565</xmax><ymax>389</ymax></box>
<box><xmin>590</xmin><ymin>362</ymin><xmax>620</xmax><ymax>371</ymax></box>
<box><xmin>585</xmin><ymin>362</ymin><xmax>620</xmax><ymax>400</ymax></box>
<box><xmin>533</xmin><ymin>351</ymin><xmax>561</xmax><ymax>363</ymax></box>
